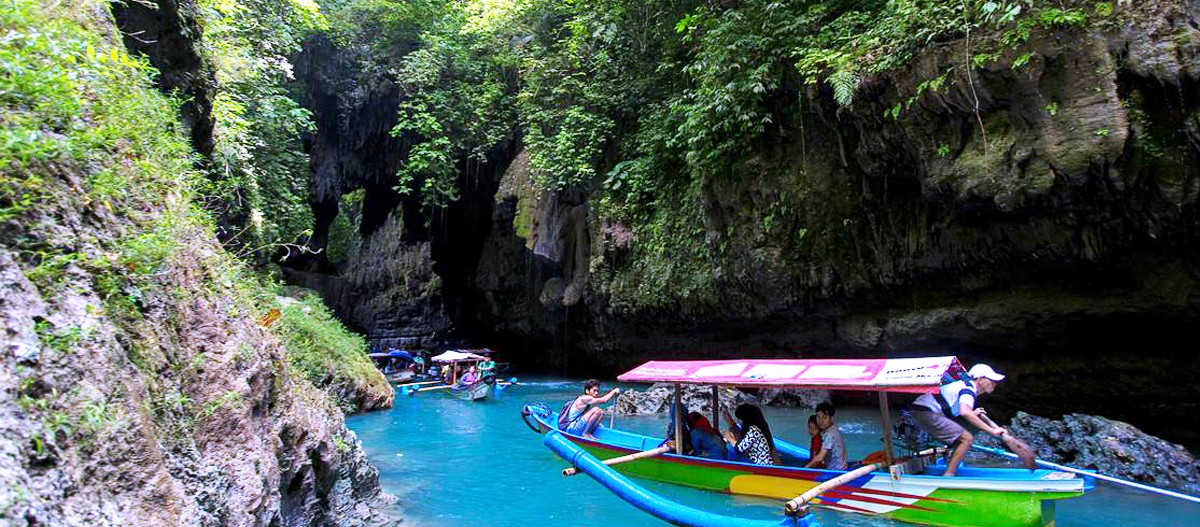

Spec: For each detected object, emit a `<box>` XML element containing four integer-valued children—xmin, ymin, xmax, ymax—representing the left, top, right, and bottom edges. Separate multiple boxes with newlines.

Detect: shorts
<box><xmin>564</xmin><ymin>417</ymin><xmax>588</xmax><ymax>435</ymax></box>
<box><xmin>911</xmin><ymin>409</ymin><xmax>967</xmax><ymax>445</ymax></box>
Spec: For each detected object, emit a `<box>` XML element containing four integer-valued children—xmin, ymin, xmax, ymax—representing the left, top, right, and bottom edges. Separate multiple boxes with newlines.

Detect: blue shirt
<box><xmin>689</xmin><ymin>429</ymin><xmax>726</xmax><ymax>460</ymax></box>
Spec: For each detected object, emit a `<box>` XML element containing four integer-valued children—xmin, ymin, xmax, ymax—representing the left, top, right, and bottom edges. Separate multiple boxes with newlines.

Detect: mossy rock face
<box><xmin>0</xmin><ymin>2</ymin><xmax>394</xmax><ymax>525</ymax></box>
<box><xmin>461</xmin><ymin>3</ymin><xmax>1200</xmax><ymax>446</ymax></box>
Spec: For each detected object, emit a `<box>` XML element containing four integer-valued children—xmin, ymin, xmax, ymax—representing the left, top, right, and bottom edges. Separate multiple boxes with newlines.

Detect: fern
<box><xmin>828</xmin><ymin>70</ymin><xmax>861</xmax><ymax>108</ymax></box>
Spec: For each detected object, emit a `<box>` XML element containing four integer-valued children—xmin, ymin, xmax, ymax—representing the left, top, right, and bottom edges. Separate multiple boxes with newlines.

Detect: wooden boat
<box><xmin>522</xmin><ymin>356</ymin><xmax>1093</xmax><ymax>527</ymax></box>
<box><xmin>450</xmin><ymin>379</ymin><xmax>491</xmax><ymax>401</ymax></box>
<box><xmin>399</xmin><ymin>349</ymin><xmax>514</xmax><ymax>401</ymax></box>
<box><xmin>367</xmin><ymin>350</ymin><xmax>415</xmax><ymax>383</ymax></box>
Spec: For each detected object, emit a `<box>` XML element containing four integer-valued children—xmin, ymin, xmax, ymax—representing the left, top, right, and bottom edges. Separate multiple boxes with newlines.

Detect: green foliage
<box><xmin>198</xmin><ymin>390</ymin><xmax>244</xmax><ymax>419</ymax></box>
<box><xmin>197</xmin><ymin>0</ymin><xmax>325</xmax><ymax>260</ymax></box>
<box><xmin>1037</xmin><ymin>7</ymin><xmax>1087</xmax><ymax>28</ymax></box>
<box><xmin>384</xmin><ymin>0</ymin><xmax>518</xmax><ymax>208</ymax></box>
<box><xmin>325</xmin><ymin>188</ymin><xmax>364</xmax><ymax>263</ymax></box>
<box><xmin>34</xmin><ymin>320</ymin><xmax>84</xmax><ymax>355</ymax></box>
<box><xmin>338</xmin><ymin>0</ymin><xmax>1108</xmax><ymax>309</ymax></box>
<box><xmin>271</xmin><ymin>293</ymin><xmax>381</xmax><ymax>412</ymax></box>
<box><xmin>0</xmin><ymin>0</ymin><xmax>195</xmax><ymax>222</ymax></box>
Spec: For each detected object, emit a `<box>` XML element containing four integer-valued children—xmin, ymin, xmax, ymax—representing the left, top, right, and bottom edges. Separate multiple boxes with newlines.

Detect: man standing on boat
<box><xmin>561</xmin><ymin>380</ymin><xmax>620</xmax><ymax>439</ymax></box>
<box><xmin>910</xmin><ymin>364</ymin><xmax>1008</xmax><ymax>477</ymax></box>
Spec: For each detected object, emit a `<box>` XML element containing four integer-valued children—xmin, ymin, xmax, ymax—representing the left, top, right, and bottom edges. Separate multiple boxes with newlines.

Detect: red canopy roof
<box><xmin>616</xmin><ymin>357</ymin><xmax>964</xmax><ymax>394</ymax></box>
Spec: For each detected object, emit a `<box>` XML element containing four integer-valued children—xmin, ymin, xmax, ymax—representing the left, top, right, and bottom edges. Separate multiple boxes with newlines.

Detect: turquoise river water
<box><xmin>346</xmin><ymin>377</ymin><xmax>1198</xmax><ymax>527</ymax></box>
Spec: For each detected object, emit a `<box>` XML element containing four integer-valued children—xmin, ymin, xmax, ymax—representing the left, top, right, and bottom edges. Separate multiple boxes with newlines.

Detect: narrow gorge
<box><xmin>2</xmin><ymin>1</ymin><xmax>1199</xmax><ymax>526</ymax></box>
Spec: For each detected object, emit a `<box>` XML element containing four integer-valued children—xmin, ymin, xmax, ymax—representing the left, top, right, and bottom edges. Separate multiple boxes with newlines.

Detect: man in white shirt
<box><xmin>910</xmin><ymin>364</ymin><xmax>1008</xmax><ymax>476</ymax></box>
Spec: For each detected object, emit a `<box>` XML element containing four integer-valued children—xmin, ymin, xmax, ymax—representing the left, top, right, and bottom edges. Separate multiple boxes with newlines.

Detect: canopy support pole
<box><xmin>711</xmin><ymin>385</ymin><xmax>720</xmax><ymax>432</ymax></box>
<box><xmin>674</xmin><ymin>383</ymin><xmax>684</xmax><ymax>454</ymax></box>
<box><xmin>878</xmin><ymin>392</ymin><xmax>895</xmax><ymax>466</ymax></box>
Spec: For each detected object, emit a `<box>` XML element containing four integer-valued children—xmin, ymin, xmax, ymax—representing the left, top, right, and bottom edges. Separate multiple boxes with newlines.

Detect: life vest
<box><xmin>936</xmin><ymin>372</ymin><xmax>977</xmax><ymax>417</ymax></box>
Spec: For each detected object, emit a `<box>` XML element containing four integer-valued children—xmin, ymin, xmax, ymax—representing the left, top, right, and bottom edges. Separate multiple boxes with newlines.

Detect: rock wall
<box><xmin>468</xmin><ymin>4</ymin><xmax>1200</xmax><ymax>444</ymax></box>
<box><xmin>0</xmin><ymin>2</ymin><xmax>398</xmax><ymax>525</ymax></box>
<box><xmin>283</xmin><ymin>214</ymin><xmax>451</xmax><ymax>348</ymax></box>
<box><xmin>0</xmin><ymin>176</ymin><xmax>395</xmax><ymax>527</ymax></box>
<box><xmin>1003</xmin><ymin>412</ymin><xmax>1200</xmax><ymax>494</ymax></box>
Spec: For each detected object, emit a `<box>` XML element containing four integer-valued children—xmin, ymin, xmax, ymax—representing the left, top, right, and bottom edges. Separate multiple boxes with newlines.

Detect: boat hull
<box><xmin>450</xmin><ymin>380</ymin><xmax>491</xmax><ymax>401</ymax></box>
<box><xmin>524</xmin><ymin>404</ymin><xmax>1086</xmax><ymax>527</ymax></box>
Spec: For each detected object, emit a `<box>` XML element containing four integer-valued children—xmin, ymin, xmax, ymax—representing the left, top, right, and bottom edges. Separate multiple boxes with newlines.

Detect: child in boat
<box><xmin>686</xmin><ymin>412</ymin><xmax>726</xmax><ymax>460</ymax></box>
<box><xmin>805</xmin><ymin>401</ymin><xmax>847</xmax><ymax>470</ymax></box>
<box><xmin>807</xmin><ymin>415</ymin><xmax>826</xmax><ymax>469</ymax></box>
<box><xmin>722</xmin><ymin>404</ymin><xmax>777</xmax><ymax>465</ymax></box>
<box><xmin>561</xmin><ymin>379</ymin><xmax>620</xmax><ymax>439</ymax></box>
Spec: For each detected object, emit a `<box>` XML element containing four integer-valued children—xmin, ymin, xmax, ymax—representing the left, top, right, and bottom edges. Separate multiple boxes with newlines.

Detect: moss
<box><xmin>271</xmin><ymin>293</ymin><xmax>388</xmax><ymax>413</ymax></box>
<box><xmin>596</xmin><ymin>181</ymin><xmax>720</xmax><ymax>312</ymax></box>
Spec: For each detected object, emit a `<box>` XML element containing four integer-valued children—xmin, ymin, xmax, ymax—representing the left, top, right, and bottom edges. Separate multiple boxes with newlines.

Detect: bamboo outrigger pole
<box><xmin>785</xmin><ymin>463</ymin><xmax>882</xmax><ymax>515</ymax></box>
<box><xmin>562</xmin><ymin>445</ymin><xmax>673</xmax><ymax>477</ymax></box>
<box><xmin>395</xmin><ymin>380</ymin><xmax>442</xmax><ymax>388</ymax></box>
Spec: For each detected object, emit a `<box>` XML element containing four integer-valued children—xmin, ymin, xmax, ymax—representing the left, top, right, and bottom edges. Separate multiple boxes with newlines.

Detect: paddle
<box><xmin>977</xmin><ymin>412</ymin><xmax>1036</xmax><ymax>469</ymax></box>
<box><xmin>970</xmin><ymin>444</ymin><xmax>1200</xmax><ymax>504</ymax></box>
<box><xmin>562</xmin><ymin>444</ymin><xmax>673</xmax><ymax>477</ymax></box>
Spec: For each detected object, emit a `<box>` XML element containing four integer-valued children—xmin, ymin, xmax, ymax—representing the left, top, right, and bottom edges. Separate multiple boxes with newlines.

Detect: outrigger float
<box><xmin>522</xmin><ymin>357</ymin><xmax>1094</xmax><ymax>527</ymax></box>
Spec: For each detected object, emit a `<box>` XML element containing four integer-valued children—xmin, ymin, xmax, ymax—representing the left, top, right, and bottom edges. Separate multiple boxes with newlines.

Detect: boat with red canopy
<box><xmin>523</xmin><ymin>356</ymin><xmax>1093</xmax><ymax>527</ymax></box>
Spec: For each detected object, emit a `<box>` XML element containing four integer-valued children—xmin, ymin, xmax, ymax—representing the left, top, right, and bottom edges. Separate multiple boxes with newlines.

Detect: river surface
<box><xmin>346</xmin><ymin>377</ymin><xmax>1197</xmax><ymax>527</ymax></box>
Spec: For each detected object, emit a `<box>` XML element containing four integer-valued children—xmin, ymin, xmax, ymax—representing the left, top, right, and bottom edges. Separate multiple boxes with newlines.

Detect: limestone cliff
<box><xmin>0</xmin><ymin>1</ymin><xmax>396</xmax><ymax>525</ymax></box>
<box><xmin>470</xmin><ymin>3</ymin><xmax>1200</xmax><ymax>443</ymax></box>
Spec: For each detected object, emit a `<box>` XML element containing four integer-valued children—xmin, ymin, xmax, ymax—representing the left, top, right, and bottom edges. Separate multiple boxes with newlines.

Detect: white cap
<box><xmin>969</xmin><ymin>364</ymin><xmax>1005</xmax><ymax>381</ymax></box>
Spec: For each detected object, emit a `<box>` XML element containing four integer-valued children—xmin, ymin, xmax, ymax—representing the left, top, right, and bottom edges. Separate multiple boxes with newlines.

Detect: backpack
<box><xmin>558</xmin><ymin>397</ymin><xmax>589</xmax><ymax>429</ymax></box>
<box><xmin>936</xmin><ymin>370</ymin><xmax>976</xmax><ymax>417</ymax></box>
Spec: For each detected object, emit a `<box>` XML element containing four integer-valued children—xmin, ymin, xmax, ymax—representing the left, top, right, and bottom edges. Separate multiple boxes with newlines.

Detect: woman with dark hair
<box><xmin>722</xmin><ymin>403</ymin><xmax>777</xmax><ymax>465</ymax></box>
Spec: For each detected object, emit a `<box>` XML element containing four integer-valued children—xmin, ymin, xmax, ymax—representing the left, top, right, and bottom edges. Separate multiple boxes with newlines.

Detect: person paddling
<box><xmin>561</xmin><ymin>379</ymin><xmax>620</xmax><ymax>439</ymax></box>
<box><xmin>910</xmin><ymin>363</ymin><xmax>1008</xmax><ymax>477</ymax></box>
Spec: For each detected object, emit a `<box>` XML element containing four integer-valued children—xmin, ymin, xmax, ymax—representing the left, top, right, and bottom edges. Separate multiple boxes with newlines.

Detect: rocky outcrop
<box><xmin>0</xmin><ymin>208</ymin><xmax>397</xmax><ymax>527</ymax></box>
<box><xmin>283</xmin><ymin>214</ymin><xmax>450</xmax><ymax>349</ymax></box>
<box><xmin>467</xmin><ymin>3</ymin><xmax>1200</xmax><ymax>445</ymax></box>
<box><xmin>1002</xmin><ymin>412</ymin><xmax>1200</xmax><ymax>495</ymax></box>
<box><xmin>0</xmin><ymin>2</ymin><xmax>397</xmax><ymax>525</ymax></box>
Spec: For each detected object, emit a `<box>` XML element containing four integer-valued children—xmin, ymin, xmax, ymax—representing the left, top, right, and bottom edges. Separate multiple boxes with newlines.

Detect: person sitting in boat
<box><xmin>721</xmin><ymin>404</ymin><xmax>777</xmax><ymax>465</ymax></box>
<box><xmin>459</xmin><ymin>366</ymin><xmax>479</xmax><ymax>385</ymax></box>
<box><xmin>909</xmin><ymin>363</ymin><xmax>1008</xmax><ymax>477</ymax></box>
<box><xmin>560</xmin><ymin>379</ymin><xmax>620</xmax><ymax>439</ymax></box>
<box><xmin>805</xmin><ymin>401</ymin><xmax>847</xmax><ymax>470</ymax></box>
<box><xmin>662</xmin><ymin>400</ymin><xmax>693</xmax><ymax>451</ymax></box>
<box><xmin>806</xmin><ymin>415</ymin><xmax>825</xmax><ymax>469</ymax></box>
<box><xmin>686</xmin><ymin>412</ymin><xmax>726</xmax><ymax>460</ymax></box>
<box><xmin>479</xmin><ymin>357</ymin><xmax>496</xmax><ymax>374</ymax></box>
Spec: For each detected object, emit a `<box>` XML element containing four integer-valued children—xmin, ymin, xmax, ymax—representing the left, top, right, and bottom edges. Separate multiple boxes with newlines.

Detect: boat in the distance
<box><xmin>398</xmin><ymin>349</ymin><xmax>518</xmax><ymax>400</ymax></box>
<box><xmin>522</xmin><ymin>356</ymin><xmax>1093</xmax><ymax>527</ymax></box>
<box><xmin>367</xmin><ymin>349</ymin><xmax>415</xmax><ymax>383</ymax></box>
